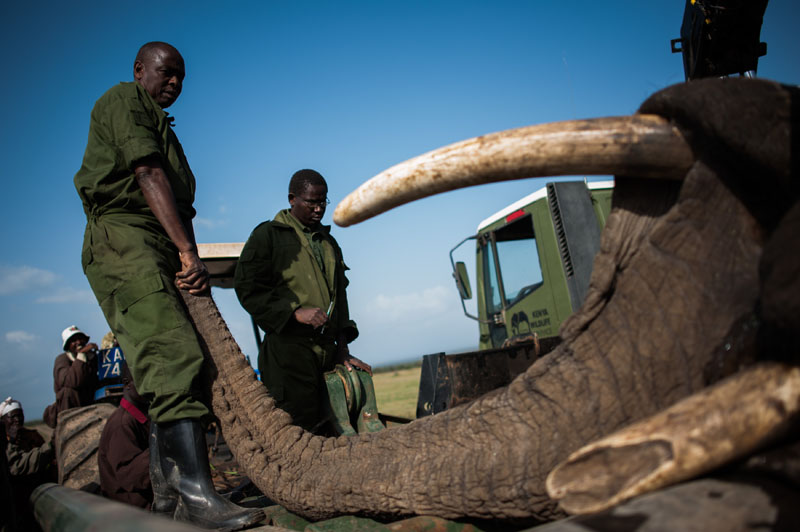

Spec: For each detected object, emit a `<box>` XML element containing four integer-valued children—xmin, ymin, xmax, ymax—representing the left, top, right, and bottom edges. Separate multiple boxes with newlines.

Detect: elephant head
<box><xmin>182</xmin><ymin>78</ymin><xmax>799</xmax><ymax>524</ymax></box>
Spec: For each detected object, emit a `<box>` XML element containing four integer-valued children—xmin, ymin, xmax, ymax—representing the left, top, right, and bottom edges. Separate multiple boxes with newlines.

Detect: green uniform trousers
<box><xmin>259</xmin><ymin>333</ymin><xmax>336</xmax><ymax>432</ymax></box>
<box><xmin>82</xmin><ymin>214</ymin><xmax>209</xmax><ymax>423</ymax></box>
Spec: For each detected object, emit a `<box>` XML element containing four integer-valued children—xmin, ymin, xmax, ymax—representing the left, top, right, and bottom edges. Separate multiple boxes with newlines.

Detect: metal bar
<box><xmin>449</xmin><ymin>234</ymin><xmax>491</xmax><ymax>323</ymax></box>
<box><xmin>32</xmin><ymin>483</ymin><xmax>203</xmax><ymax>532</ymax></box>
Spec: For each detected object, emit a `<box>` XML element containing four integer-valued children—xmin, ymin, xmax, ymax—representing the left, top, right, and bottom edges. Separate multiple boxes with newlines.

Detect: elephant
<box><xmin>180</xmin><ymin>78</ymin><xmax>799</xmax><ymax>526</ymax></box>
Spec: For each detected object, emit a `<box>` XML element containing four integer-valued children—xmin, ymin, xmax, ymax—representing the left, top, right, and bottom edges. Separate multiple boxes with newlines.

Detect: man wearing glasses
<box><xmin>235</xmin><ymin>169</ymin><xmax>371</xmax><ymax>433</ymax></box>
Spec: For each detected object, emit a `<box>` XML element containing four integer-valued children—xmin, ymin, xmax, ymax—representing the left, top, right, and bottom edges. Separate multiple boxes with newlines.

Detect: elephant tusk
<box><xmin>545</xmin><ymin>362</ymin><xmax>800</xmax><ymax>515</ymax></box>
<box><xmin>333</xmin><ymin>114</ymin><xmax>694</xmax><ymax>227</ymax></box>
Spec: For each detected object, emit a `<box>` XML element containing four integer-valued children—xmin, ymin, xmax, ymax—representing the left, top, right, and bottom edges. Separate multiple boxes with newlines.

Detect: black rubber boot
<box><xmin>149</xmin><ymin>423</ymin><xmax>178</xmax><ymax>516</ymax></box>
<box><xmin>157</xmin><ymin>419</ymin><xmax>265</xmax><ymax>531</ymax></box>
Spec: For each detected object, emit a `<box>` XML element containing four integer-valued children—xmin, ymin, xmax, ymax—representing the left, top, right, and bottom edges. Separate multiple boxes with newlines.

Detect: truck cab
<box><xmin>452</xmin><ymin>180</ymin><xmax>613</xmax><ymax>350</ymax></box>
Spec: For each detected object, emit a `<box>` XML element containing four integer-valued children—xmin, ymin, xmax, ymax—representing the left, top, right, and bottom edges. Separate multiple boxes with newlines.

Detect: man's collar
<box><xmin>275</xmin><ymin>209</ymin><xmax>330</xmax><ymax>234</ymax></box>
<box><xmin>133</xmin><ymin>81</ymin><xmax>171</xmax><ymax>124</ymax></box>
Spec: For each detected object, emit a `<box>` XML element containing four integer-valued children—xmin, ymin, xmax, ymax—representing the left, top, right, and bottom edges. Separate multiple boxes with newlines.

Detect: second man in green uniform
<box><xmin>235</xmin><ymin>169</ymin><xmax>372</xmax><ymax>433</ymax></box>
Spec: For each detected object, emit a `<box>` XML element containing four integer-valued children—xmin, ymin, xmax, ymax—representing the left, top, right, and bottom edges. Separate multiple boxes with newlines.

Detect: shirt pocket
<box><xmin>115</xmin><ymin>272</ymin><xmax>183</xmax><ymax>345</ymax></box>
<box><xmin>131</xmin><ymin>109</ymin><xmax>157</xmax><ymax>131</ymax></box>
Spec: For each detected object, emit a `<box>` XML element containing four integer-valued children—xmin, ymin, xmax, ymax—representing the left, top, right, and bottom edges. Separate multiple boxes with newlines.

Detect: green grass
<box><xmin>31</xmin><ymin>364</ymin><xmax>424</xmax><ymax>431</ymax></box>
<box><xmin>373</xmin><ymin>365</ymin><xmax>421</xmax><ymax>420</ymax></box>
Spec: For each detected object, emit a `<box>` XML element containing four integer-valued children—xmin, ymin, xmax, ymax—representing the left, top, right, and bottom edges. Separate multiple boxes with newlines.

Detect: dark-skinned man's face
<box><xmin>289</xmin><ymin>184</ymin><xmax>328</xmax><ymax>227</ymax></box>
<box><xmin>134</xmin><ymin>47</ymin><xmax>185</xmax><ymax>109</ymax></box>
<box><xmin>2</xmin><ymin>410</ymin><xmax>23</xmax><ymax>442</ymax></box>
<box><xmin>66</xmin><ymin>334</ymin><xmax>88</xmax><ymax>354</ymax></box>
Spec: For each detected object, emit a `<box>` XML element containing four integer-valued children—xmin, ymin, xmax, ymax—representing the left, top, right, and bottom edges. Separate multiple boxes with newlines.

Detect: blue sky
<box><xmin>1</xmin><ymin>1</ymin><xmax>798</xmax><ymax>420</ymax></box>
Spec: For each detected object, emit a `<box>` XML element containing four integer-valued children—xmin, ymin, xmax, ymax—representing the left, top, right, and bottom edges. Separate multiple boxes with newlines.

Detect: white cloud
<box><xmin>5</xmin><ymin>330</ymin><xmax>36</xmax><ymax>347</ymax></box>
<box><xmin>0</xmin><ymin>265</ymin><xmax>95</xmax><ymax>304</ymax></box>
<box><xmin>194</xmin><ymin>217</ymin><xmax>228</xmax><ymax>229</ymax></box>
<box><xmin>0</xmin><ymin>265</ymin><xmax>57</xmax><ymax>295</ymax></box>
<box><xmin>366</xmin><ymin>285</ymin><xmax>451</xmax><ymax>322</ymax></box>
<box><xmin>35</xmin><ymin>287</ymin><xmax>97</xmax><ymax>304</ymax></box>
<box><xmin>195</xmin><ymin>203</ymin><xmax>230</xmax><ymax>229</ymax></box>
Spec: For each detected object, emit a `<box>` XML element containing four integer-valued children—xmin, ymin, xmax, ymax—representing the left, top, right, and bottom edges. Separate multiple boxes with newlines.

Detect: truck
<box><xmin>415</xmin><ymin>180</ymin><xmax>613</xmax><ymax>416</ymax></box>
<box><xmin>451</xmin><ymin>179</ymin><xmax>613</xmax><ymax>350</ymax></box>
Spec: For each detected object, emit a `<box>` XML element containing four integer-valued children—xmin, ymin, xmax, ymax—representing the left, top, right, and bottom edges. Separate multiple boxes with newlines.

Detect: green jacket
<box><xmin>234</xmin><ymin>210</ymin><xmax>358</xmax><ymax>343</ymax></box>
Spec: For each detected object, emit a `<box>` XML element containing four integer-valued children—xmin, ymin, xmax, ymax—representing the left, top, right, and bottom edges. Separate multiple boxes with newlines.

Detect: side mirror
<box><xmin>454</xmin><ymin>261</ymin><xmax>472</xmax><ymax>300</ymax></box>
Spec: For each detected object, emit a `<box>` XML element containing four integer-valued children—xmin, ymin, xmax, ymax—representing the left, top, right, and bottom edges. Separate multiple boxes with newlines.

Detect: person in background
<box><xmin>2</xmin><ymin>397</ymin><xmax>56</xmax><ymax>530</ymax></box>
<box><xmin>42</xmin><ymin>325</ymin><xmax>98</xmax><ymax>428</ymax></box>
<box><xmin>98</xmin><ymin>363</ymin><xmax>152</xmax><ymax>509</ymax></box>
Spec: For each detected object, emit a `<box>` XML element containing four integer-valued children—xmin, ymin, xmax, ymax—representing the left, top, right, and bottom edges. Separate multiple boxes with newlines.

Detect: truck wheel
<box><xmin>54</xmin><ymin>403</ymin><xmax>116</xmax><ymax>491</ymax></box>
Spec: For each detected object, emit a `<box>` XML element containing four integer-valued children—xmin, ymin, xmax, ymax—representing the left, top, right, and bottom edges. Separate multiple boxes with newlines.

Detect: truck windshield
<box><xmin>484</xmin><ymin>214</ymin><xmax>543</xmax><ymax>315</ymax></box>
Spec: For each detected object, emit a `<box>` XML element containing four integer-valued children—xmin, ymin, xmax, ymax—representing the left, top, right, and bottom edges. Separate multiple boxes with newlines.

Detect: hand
<box><xmin>293</xmin><ymin>307</ymin><xmax>328</xmax><ymax>329</ymax></box>
<box><xmin>79</xmin><ymin>342</ymin><xmax>99</xmax><ymax>354</ymax></box>
<box><xmin>336</xmin><ymin>349</ymin><xmax>372</xmax><ymax>376</ymax></box>
<box><xmin>176</xmin><ymin>250</ymin><xmax>210</xmax><ymax>295</ymax></box>
<box><xmin>78</xmin><ymin>342</ymin><xmax>99</xmax><ymax>361</ymax></box>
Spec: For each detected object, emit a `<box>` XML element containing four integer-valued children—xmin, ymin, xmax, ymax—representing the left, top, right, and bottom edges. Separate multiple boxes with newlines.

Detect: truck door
<box><xmin>480</xmin><ymin>210</ymin><xmax>553</xmax><ymax>348</ymax></box>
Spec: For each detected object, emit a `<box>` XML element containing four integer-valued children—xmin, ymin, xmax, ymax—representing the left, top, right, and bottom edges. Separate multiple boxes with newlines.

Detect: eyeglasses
<box><xmin>298</xmin><ymin>197</ymin><xmax>330</xmax><ymax>209</ymax></box>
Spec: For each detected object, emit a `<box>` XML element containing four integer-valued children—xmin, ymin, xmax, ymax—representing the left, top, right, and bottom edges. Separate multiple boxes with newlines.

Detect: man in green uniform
<box><xmin>235</xmin><ymin>169</ymin><xmax>372</xmax><ymax>433</ymax></box>
<box><xmin>74</xmin><ymin>42</ymin><xmax>262</xmax><ymax>530</ymax></box>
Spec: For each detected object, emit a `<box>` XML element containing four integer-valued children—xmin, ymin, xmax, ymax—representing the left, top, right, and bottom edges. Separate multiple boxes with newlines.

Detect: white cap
<box><xmin>61</xmin><ymin>325</ymin><xmax>88</xmax><ymax>351</ymax></box>
<box><xmin>0</xmin><ymin>397</ymin><xmax>21</xmax><ymax>417</ymax></box>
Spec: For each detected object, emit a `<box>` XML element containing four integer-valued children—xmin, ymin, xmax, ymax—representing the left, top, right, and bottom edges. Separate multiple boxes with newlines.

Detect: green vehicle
<box><xmin>452</xmin><ymin>179</ymin><xmax>613</xmax><ymax>350</ymax></box>
<box><xmin>415</xmin><ymin>180</ymin><xmax>613</xmax><ymax>416</ymax></box>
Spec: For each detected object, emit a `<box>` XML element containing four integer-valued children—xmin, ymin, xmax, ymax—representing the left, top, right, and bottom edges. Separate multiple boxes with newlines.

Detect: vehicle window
<box><xmin>484</xmin><ymin>243</ymin><xmax>502</xmax><ymax>315</ymax></box>
<box><xmin>486</xmin><ymin>215</ymin><xmax>544</xmax><ymax>312</ymax></box>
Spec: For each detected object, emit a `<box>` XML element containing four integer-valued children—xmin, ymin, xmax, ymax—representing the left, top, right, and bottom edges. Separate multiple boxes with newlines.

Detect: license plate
<box><xmin>98</xmin><ymin>346</ymin><xmax>125</xmax><ymax>381</ymax></box>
